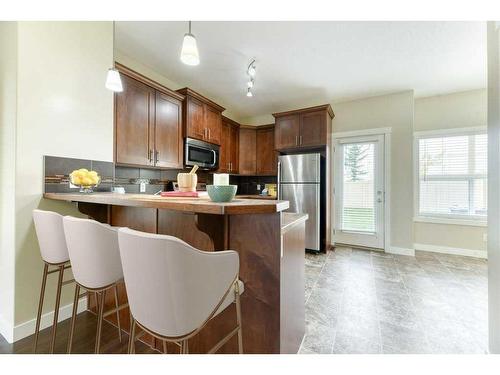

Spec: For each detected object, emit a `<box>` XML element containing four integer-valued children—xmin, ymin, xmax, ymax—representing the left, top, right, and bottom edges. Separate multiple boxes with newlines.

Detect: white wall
<box><xmin>414</xmin><ymin>89</ymin><xmax>488</xmax><ymax>255</ymax></box>
<box><xmin>13</xmin><ymin>21</ymin><xmax>114</xmax><ymax>328</ymax></box>
<box><xmin>0</xmin><ymin>21</ymin><xmax>18</xmax><ymax>342</ymax></box>
<box><xmin>487</xmin><ymin>20</ymin><xmax>500</xmax><ymax>355</ymax></box>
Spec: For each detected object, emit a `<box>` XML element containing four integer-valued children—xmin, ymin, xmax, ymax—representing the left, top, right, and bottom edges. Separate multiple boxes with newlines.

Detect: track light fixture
<box><xmin>246</xmin><ymin>59</ymin><xmax>256</xmax><ymax>97</ymax></box>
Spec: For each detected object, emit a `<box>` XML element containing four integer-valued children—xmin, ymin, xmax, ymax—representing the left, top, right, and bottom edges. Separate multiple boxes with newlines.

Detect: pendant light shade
<box><xmin>106</xmin><ymin>21</ymin><xmax>123</xmax><ymax>92</ymax></box>
<box><xmin>181</xmin><ymin>21</ymin><xmax>200</xmax><ymax>66</ymax></box>
<box><xmin>105</xmin><ymin>68</ymin><xmax>123</xmax><ymax>92</ymax></box>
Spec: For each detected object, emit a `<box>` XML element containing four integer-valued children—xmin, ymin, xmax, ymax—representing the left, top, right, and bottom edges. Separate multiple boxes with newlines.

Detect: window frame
<box><xmin>413</xmin><ymin>126</ymin><xmax>487</xmax><ymax>226</ymax></box>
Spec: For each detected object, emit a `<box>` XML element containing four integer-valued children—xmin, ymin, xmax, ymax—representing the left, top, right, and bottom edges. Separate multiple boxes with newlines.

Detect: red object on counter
<box><xmin>160</xmin><ymin>191</ymin><xmax>208</xmax><ymax>198</ymax></box>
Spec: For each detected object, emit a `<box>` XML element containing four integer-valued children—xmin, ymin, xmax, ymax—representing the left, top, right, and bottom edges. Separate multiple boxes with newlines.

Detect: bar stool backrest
<box><xmin>63</xmin><ymin>216</ymin><xmax>123</xmax><ymax>289</ymax></box>
<box><xmin>33</xmin><ymin>209</ymin><xmax>70</xmax><ymax>264</ymax></box>
<box><xmin>117</xmin><ymin>227</ymin><xmax>239</xmax><ymax>339</ymax></box>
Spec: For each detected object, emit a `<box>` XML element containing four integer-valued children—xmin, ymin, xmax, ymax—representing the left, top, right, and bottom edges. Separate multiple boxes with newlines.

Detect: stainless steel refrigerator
<box><xmin>278</xmin><ymin>153</ymin><xmax>323</xmax><ymax>252</ymax></box>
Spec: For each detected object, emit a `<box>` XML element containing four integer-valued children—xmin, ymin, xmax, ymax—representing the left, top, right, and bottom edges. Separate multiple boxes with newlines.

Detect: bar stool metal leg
<box><xmin>162</xmin><ymin>340</ymin><xmax>168</xmax><ymax>354</ymax></box>
<box><xmin>128</xmin><ymin>318</ymin><xmax>136</xmax><ymax>354</ymax></box>
<box><xmin>67</xmin><ymin>284</ymin><xmax>80</xmax><ymax>353</ymax></box>
<box><xmin>33</xmin><ymin>263</ymin><xmax>49</xmax><ymax>353</ymax></box>
<box><xmin>113</xmin><ymin>285</ymin><xmax>122</xmax><ymax>343</ymax></box>
<box><xmin>95</xmin><ymin>290</ymin><xmax>106</xmax><ymax>354</ymax></box>
<box><xmin>181</xmin><ymin>340</ymin><xmax>189</xmax><ymax>354</ymax></box>
<box><xmin>49</xmin><ymin>264</ymin><xmax>65</xmax><ymax>353</ymax></box>
<box><xmin>235</xmin><ymin>284</ymin><xmax>243</xmax><ymax>354</ymax></box>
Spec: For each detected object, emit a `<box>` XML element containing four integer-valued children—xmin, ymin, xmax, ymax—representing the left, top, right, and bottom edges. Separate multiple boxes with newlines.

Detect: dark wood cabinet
<box><xmin>239</xmin><ymin>125</ymin><xmax>276</xmax><ymax>176</ymax></box>
<box><xmin>154</xmin><ymin>92</ymin><xmax>183</xmax><ymax>168</ymax></box>
<box><xmin>239</xmin><ymin>127</ymin><xmax>257</xmax><ymax>175</ymax></box>
<box><xmin>219</xmin><ymin>116</ymin><xmax>239</xmax><ymax>173</ymax></box>
<box><xmin>177</xmin><ymin>88</ymin><xmax>225</xmax><ymax>145</ymax></box>
<box><xmin>256</xmin><ymin>126</ymin><xmax>277</xmax><ymax>175</ymax></box>
<box><xmin>275</xmin><ymin>115</ymin><xmax>300</xmax><ymax>150</ymax></box>
<box><xmin>115</xmin><ymin>74</ymin><xmax>155</xmax><ymax>166</ymax></box>
<box><xmin>115</xmin><ymin>64</ymin><xmax>185</xmax><ymax>169</ymax></box>
<box><xmin>273</xmin><ymin>105</ymin><xmax>334</xmax><ymax>151</ymax></box>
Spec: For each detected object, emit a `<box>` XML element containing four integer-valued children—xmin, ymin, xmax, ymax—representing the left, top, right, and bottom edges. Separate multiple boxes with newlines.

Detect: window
<box><xmin>415</xmin><ymin>129</ymin><xmax>487</xmax><ymax>223</ymax></box>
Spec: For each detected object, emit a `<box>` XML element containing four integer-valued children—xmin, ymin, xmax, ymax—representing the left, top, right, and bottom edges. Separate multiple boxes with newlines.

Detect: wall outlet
<box><xmin>257</xmin><ymin>184</ymin><xmax>261</xmax><ymax>190</ymax></box>
<box><xmin>483</xmin><ymin>233</ymin><xmax>488</xmax><ymax>242</ymax></box>
<box><xmin>140</xmin><ymin>182</ymin><xmax>146</xmax><ymax>193</ymax></box>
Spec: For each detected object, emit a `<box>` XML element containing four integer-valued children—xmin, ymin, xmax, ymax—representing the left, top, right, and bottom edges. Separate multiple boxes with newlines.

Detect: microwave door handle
<box><xmin>211</xmin><ymin>149</ymin><xmax>217</xmax><ymax>167</ymax></box>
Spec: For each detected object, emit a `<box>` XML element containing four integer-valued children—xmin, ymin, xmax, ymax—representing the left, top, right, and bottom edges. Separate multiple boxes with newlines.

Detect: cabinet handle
<box><xmin>148</xmin><ymin>149</ymin><xmax>153</xmax><ymax>164</ymax></box>
<box><xmin>295</xmin><ymin>135</ymin><xmax>298</xmax><ymax>146</ymax></box>
<box><xmin>155</xmin><ymin>150</ymin><xmax>159</xmax><ymax>165</ymax></box>
<box><xmin>300</xmin><ymin>135</ymin><xmax>303</xmax><ymax>145</ymax></box>
<box><xmin>208</xmin><ymin>128</ymin><xmax>211</xmax><ymax>139</ymax></box>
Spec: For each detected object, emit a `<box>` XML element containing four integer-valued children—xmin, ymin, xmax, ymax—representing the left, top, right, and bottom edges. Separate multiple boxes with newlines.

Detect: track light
<box><xmin>247</xmin><ymin>60</ymin><xmax>256</xmax><ymax>77</ymax></box>
<box><xmin>247</xmin><ymin>79</ymin><xmax>254</xmax><ymax>88</ymax></box>
<box><xmin>247</xmin><ymin>88</ymin><xmax>253</xmax><ymax>97</ymax></box>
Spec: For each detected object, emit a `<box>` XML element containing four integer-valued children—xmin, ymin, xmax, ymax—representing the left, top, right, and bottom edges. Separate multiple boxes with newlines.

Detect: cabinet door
<box><xmin>218</xmin><ymin>120</ymin><xmax>231</xmax><ymax>172</ymax></box>
<box><xmin>275</xmin><ymin>115</ymin><xmax>300</xmax><ymax>150</ymax></box>
<box><xmin>256</xmin><ymin>127</ymin><xmax>277</xmax><ymax>175</ymax></box>
<box><xmin>299</xmin><ymin>111</ymin><xmax>326</xmax><ymax>147</ymax></box>
<box><xmin>239</xmin><ymin>128</ymin><xmax>257</xmax><ymax>175</ymax></box>
<box><xmin>115</xmin><ymin>74</ymin><xmax>155</xmax><ymax>166</ymax></box>
<box><xmin>205</xmin><ymin>105</ymin><xmax>222</xmax><ymax>145</ymax></box>
<box><xmin>229</xmin><ymin>124</ymin><xmax>239</xmax><ymax>174</ymax></box>
<box><xmin>186</xmin><ymin>96</ymin><xmax>206</xmax><ymax>141</ymax></box>
<box><xmin>154</xmin><ymin>92</ymin><xmax>183</xmax><ymax>169</ymax></box>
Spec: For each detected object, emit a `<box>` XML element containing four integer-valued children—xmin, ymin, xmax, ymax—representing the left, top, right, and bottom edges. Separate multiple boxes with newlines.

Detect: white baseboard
<box><xmin>11</xmin><ymin>296</ymin><xmax>88</xmax><ymax>343</ymax></box>
<box><xmin>0</xmin><ymin>315</ymin><xmax>14</xmax><ymax>344</ymax></box>
<box><xmin>414</xmin><ymin>243</ymin><xmax>487</xmax><ymax>259</ymax></box>
<box><xmin>387</xmin><ymin>246</ymin><xmax>415</xmax><ymax>256</ymax></box>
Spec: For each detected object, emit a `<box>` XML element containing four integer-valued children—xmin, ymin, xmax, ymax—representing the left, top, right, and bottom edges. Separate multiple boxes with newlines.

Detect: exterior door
<box><xmin>333</xmin><ymin>135</ymin><xmax>385</xmax><ymax>249</ymax></box>
<box><xmin>154</xmin><ymin>92</ymin><xmax>183</xmax><ymax>168</ymax></box>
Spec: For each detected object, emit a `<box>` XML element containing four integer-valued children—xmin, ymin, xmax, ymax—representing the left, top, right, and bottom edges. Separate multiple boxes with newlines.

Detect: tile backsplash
<box><xmin>44</xmin><ymin>156</ymin><xmax>213</xmax><ymax>194</ymax></box>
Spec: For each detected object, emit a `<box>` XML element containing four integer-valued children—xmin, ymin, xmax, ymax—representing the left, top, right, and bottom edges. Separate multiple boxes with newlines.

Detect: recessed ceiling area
<box><xmin>116</xmin><ymin>21</ymin><xmax>486</xmax><ymax>121</ymax></box>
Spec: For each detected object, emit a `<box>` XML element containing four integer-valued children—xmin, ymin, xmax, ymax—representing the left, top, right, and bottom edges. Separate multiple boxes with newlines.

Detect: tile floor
<box><xmin>299</xmin><ymin>247</ymin><xmax>488</xmax><ymax>354</ymax></box>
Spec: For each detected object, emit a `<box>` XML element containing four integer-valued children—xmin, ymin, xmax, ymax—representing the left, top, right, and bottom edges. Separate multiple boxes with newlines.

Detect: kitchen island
<box><xmin>44</xmin><ymin>192</ymin><xmax>307</xmax><ymax>354</ymax></box>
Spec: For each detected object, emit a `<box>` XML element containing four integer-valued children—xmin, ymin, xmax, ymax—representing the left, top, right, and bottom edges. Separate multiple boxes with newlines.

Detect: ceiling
<box><xmin>116</xmin><ymin>21</ymin><xmax>486</xmax><ymax>121</ymax></box>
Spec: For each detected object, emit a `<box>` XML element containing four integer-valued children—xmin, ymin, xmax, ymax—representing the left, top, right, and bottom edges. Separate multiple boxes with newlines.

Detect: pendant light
<box><xmin>105</xmin><ymin>21</ymin><xmax>123</xmax><ymax>92</ymax></box>
<box><xmin>180</xmin><ymin>21</ymin><xmax>200</xmax><ymax>66</ymax></box>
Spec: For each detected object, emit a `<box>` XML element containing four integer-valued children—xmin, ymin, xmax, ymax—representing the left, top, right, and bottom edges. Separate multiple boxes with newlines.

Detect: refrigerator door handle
<box><xmin>277</xmin><ymin>161</ymin><xmax>281</xmax><ymax>200</ymax></box>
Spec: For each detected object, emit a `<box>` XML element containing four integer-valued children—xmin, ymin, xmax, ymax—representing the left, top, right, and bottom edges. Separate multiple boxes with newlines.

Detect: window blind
<box><xmin>417</xmin><ymin>131</ymin><xmax>487</xmax><ymax>219</ymax></box>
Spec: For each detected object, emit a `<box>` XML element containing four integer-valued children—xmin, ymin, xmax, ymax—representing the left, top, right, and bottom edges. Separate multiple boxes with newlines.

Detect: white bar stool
<box><xmin>32</xmin><ymin>209</ymin><xmax>76</xmax><ymax>353</ymax></box>
<box><xmin>118</xmin><ymin>227</ymin><xmax>244</xmax><ymax>354</ymax></box>
<box><xmin>63</xmin><ymin>216</ymin><xmax>127</xmax><ymax>353</ymax></box>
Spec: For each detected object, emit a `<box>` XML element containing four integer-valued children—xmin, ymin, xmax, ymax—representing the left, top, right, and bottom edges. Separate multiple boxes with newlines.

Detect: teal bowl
<box><xmin>207</xmin><ymin>185</ymin><xmax>238</xmax><ymax>202</ymax></box>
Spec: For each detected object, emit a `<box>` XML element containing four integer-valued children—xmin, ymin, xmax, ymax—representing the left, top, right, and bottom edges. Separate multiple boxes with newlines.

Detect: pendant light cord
<box><xmin>112</xmin><ymin>20</ymin><xmax>115</xmax><ymax>68</ymax></box>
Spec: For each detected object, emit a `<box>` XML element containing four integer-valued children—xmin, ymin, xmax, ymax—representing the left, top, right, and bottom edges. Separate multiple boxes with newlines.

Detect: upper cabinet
<box><xmin>239</xmin><ymin>124</ymin><xmax>277</xmax><ymax>176</ymax></box>
<box><xmin>219</xmin><ymin>116</ymin><xmax>239</xmax><ymax>174</ymax></box>
<box><xmin>177</xmin><ymin>88</ymin><xmax>225</xmax><ymax>145</ymax></box>
<box><xmin>273</xmin><ymin>105</ymin><xmax>334</xmax><ymax>151</ymax></box>
<box><xmin>115</xmin><ymin>65</ymin><xmax>185</xmax><ymax>169</ymax></box>
<box><xmin>256</xmin><ymin>126</ymin><xmax>277</xmax><ymax>175</ymax></box>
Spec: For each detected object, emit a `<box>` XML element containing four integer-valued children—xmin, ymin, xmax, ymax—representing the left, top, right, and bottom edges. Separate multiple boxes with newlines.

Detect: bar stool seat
<box><xmin>63</xmin><ymin>216</ymin><xmax>127</xmax><ymax>354</ymax></box>
<box><xmin>118</xmin><ymin>227</ymin><xmax>244</xmax><ymax>354</ymax></box>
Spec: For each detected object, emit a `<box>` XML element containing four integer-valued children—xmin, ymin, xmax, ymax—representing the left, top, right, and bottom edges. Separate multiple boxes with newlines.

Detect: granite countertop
<box><xmin>43</xmin><ymin>192</ymin><xmax>289</xmax><ymax>215</ymax></box>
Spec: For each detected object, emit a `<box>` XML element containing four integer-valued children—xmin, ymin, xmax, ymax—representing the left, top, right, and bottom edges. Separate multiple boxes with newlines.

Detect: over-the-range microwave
<box><xmin>184</xmin><ymin>137</ymin><xmax>220</xmax><ymax>170</ymax></box>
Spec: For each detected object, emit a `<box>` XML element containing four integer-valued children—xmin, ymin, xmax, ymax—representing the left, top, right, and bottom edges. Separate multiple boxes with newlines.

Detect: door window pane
<box><xmin>342</xmin><ymin>143</ymin><xmax>375</xmax><ymax>232</ymax></box>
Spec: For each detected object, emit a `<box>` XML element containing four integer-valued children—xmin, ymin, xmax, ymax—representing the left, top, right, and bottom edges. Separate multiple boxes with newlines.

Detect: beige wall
<box><xmin>0</xmin><ymin>22</ymin><xmax>18</xmax><ymax>341</ymax></box>
<box><xmin>14</xmin><ymin>21</ymin><xmax>114</xmax><ymax>325</ymax></box>
<box><xmin>414</xmin><ymin>89</ymin><xmax>487</xmax><ymax>253</ymax></box>
<box><xmin>333</xmin><ymin>91</ymin><xmax>415</xmax><ymax>250</ymax></box>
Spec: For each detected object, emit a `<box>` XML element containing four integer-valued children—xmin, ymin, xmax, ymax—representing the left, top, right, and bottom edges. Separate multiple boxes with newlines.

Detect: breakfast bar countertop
<box><xmin>43</xmin><ymin>192</ymin><xmax>289</xmax><ymax>215</ymax></box>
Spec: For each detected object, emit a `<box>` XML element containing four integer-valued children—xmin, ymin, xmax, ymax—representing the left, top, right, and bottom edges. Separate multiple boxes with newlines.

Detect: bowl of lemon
<box><xmin>69</xmin><ymin>168</ymin><xmax>101</xmax><ymax>193</ymax></box>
